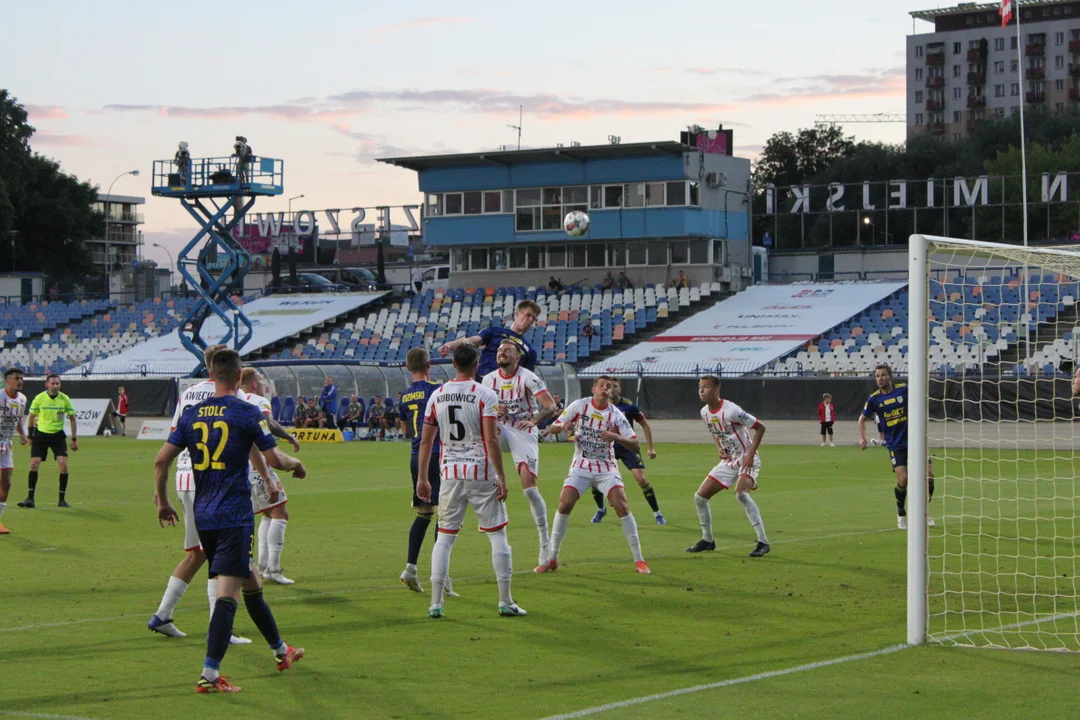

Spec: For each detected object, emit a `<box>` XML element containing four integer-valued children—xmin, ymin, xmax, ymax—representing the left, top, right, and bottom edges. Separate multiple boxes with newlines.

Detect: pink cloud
<box><xmin>33</xmin><ymin>133</ymin><xmax>93</xmax><ymax>147</ymax></box>
<box><xmin>24</xmin><ymin>104</ymin><xmax>68</xmax><ymax>120</ymax></box>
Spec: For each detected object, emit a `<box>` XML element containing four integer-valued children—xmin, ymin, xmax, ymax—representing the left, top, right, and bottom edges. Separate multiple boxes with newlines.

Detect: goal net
<box><xmin>909</xmin><ymin>235</ymin><xmax>1080</xmax><ymax>652</ymax></box>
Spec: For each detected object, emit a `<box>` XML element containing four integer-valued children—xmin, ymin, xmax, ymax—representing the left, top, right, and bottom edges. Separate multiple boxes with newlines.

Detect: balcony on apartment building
<box><xmin>928</xmin><ymin>122</ymin><xmax>946</xmax><ymax>134</ymax></box>
<box><xmin>1026</xmin><ymin>67</ymin><xmax>1046</xmax><ymax>81</ymax></box>
<box><xmin>1070</xmin><ymin>64</ymin><xmax>1080</xmax><ymax>78</ymax></box>
<box><xmin>967</xmin><ymin>96</ymin><xmax>987</xmax><ymax>108</ymax></box>
<box><xmin>1026</xmin><ymin>43</ymin><xmax>1046</xmax><ymax>57</ymax></box>
<box><xmin>1070</xmin><ymin>39</ymin><xmax>1080</xmax><ymax>53</ymax></box>
<box><xmin>967</xmin><ymin>71</ymin><xmax>986</xmax><ymax>85</ymax></box>
<box><xmin>926</xmin><ymin>99</ymin><xmax>944</xmax><ymax>111</ymax></box>
<box><xmin>927</xmin><ymin>76</ymin><xmax>945</xmax><ymax>88</ymax></box>
<box><xmin>1070</xmin><ymin>87</ymin><xmax>1080</xmax><ymax>101</ymax></box>
<box><xmin>926</xmin><ymin>51</ymin><xmax>945</xmax><ymax>66</ymax></box>
<box><xmin>967</xmin><ymin>119</ymin><xmax>983</xmax><ymax>132</ymax></box>
<box><xmin>1027</xmin><ymin>91</ymin><xmax>1047</xmax><ymax>103</ymax></box>
<box><xmin>967</xmin><ymin>48</ymin><xmax>986</xmax><ymax>63</ymax></box>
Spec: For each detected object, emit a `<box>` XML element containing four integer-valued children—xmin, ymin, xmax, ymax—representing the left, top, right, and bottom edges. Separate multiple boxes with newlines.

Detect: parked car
<box><xmin>319</xmin><ymin>267</ymin><xmax>393</xmax><ymax>291</ymax></box>
<box><xmin>267</xmin><ymin>273</ymin><xmax>350</xmax><ymax>294</ymax></box>
<box><xmin>421</xmin><ymin>265</ymin><xmax>450</xmax><ymax>292</ymax></box>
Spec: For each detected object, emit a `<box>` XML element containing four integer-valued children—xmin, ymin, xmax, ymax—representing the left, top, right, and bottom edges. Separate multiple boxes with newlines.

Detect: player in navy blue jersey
<box><xmin>438</xmin><ymin>299</ymin><xmax>540</xmax><ymax>378</ymax></box>
<box><xmin>858</xmin><ymin>364</ymin><xmax>935</xmax><ymax>530</ymax></box>
<box><xmin>588</xmin><ymin>378</ymin><xmax>665</xmax><ymax>524</ymax></box>
<box><xmin>396</xmin><ymin>347</ymin><xmax>451</xmax><ymax>594</ymax></box>
<box><xmin>154</xmin><ymin>349</ymin><xmax>307</xmax><ymax>694</ymax></box>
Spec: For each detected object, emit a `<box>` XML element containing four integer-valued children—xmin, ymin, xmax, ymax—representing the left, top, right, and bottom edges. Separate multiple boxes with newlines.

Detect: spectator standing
<box><xmin>410</xmin><ymin>264</ymin><xmax>423</xmax><ymax>295</ymax></box>
<box><xmin>817</xmin><ymin>393</ymin><xmax>836</xmax><ymax>447</ymax></box>
<box><xmin>320</xmin><ymin>377</ymin><xmax>338</xmax><ymax>429</ymax></box>
<box><xmin>113</xmin><ymin>386</ymin><xmax>130</xmax><ymax>436</ymax></box>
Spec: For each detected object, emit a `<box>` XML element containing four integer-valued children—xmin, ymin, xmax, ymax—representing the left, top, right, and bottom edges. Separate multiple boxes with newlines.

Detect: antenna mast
<box><xmin>507</xmin><ymin>105</ymin><xmax>522</xmax><ymax>150</ymax></box>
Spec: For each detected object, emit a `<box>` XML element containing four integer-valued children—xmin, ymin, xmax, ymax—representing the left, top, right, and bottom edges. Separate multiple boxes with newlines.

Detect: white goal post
<box><xmin>908</xmin><ymin>234</ymin><xmax>1080</xmax><ymax>651</ymax></box>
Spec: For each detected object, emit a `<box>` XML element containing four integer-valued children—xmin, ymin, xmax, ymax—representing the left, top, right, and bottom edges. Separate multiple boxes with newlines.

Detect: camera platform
<box><xmin>149</xmin><ymin>155</ymin><xmax>285</xmax><ymax>373</ymax></box>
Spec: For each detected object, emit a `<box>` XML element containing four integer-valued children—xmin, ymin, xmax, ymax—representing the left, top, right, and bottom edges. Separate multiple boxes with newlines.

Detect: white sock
<box><xmin>258</xmin><ymin>516</ymin><xmax>271</xmax><ymax>567</ymax></box>
<box><xmin>523</xmin><ymin>487</ymin><xmax>550</xmax><ymax>545</ymax></box>
<box><xmin>550</xmin><ymin>512</ymin><xmax>570</xmax><ymax>560</ymax></box>
<box><xmin>429</xmin><ymin>532</ymin><xmax>457</xmax><ymax>608</ymax></box>
<box><xmin>267</xmin><ymin>518</ymin><xmax>287</xmax><ymax>572</ymax></box>
<box><xmin>202</xmin><ymin>666</ymin><xmax>219</xmax><ymax>682</ymax></box>
<box><xmin>695</xmin><ymin>493</ymin><xmax>714</xmax><ymax>542</ymax></box>
<box><xmin>487</xmin><ymin>528</ymin><xmax>513</xmax><ymax>606</ymax></box>
<box><xmin>0</xmin><ymin>501</ymin><xmax>6</xmax><ymax>520</ymax></box>
<box><xmin>155</xmin><ymin>575</ymin><xmax>189</xmax><ymax>620</ymax></box>
<box><xmin>737</xmin><ymin>491</ymin><xmax>769</xmax><ymax>544</ymax></box>
<box><xmin>207</xmin><ymin>578</ymin><xmax>217</xmax><ymax>623</ymax></box>
<box><xmin>619</xmin><ymin>513</ymin><xmax>644</xmax><ymax>562</ymax></box>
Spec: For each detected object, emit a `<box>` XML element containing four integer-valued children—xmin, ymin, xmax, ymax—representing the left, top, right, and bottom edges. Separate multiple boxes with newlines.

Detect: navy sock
<box><xmin>243</xmin><ymin>589</ymin><xmax>283</xmax><ymax>651</ymax></box>
<box><xmin>407</xmin><ymin>513</ymin><xmax>433</xmax><ymax>565</ymax></box>
<box><xmin>591</xmin><ymin>487</ymin><xmax>605</xmax><ymax>510</ymax></box>
<box><xmin>895</xmin><ymin>485</ymin><xmax>908</xmax><ymax>516</ymax></box>
<box><xmin>641</xmin><ymin>483</ymin><xmax>660</xmax><ymax>513</ymax></box>
<box><xmin>206</xmin><ymin>596</ymin><xmax>238</xmax><ymax>669</ymax></box>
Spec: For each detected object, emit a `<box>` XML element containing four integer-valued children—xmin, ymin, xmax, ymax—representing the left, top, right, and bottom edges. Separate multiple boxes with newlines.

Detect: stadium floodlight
<box><xmin>909</xmin><ymin>233</ymin><xmax>1080</xmax><ymax>652</ymax></box>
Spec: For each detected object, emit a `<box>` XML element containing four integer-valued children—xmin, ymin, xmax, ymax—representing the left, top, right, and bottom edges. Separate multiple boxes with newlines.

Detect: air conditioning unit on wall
<box><xmin>706</xmin><ymin>172</ymin><xmax>727</xmax><ymax>187</ymax></box>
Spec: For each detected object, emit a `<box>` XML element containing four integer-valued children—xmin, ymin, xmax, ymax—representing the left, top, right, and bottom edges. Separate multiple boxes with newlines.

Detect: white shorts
<box><xmin>175</xmin><ymin>469</ymin><xmax>194</xmax><ymax>494</ymax></box>
<box><xmin>499</xmin><ymin>425</ymin><xmax>539</xmax><ymax>478</ymax></box>
<box><xmin>437</xmin><ymin>472</ymin><xmax>508</xmax><ymax>534</ymax></box>
<box><xmin>249</xmin><ymin>467</ymin><xmax>287</xmax><ymax>513</ymax></box>
<box><xmin>706</xmin><ymin>456</ymin><xmax>762</xmax><ymax>490</ymax></box>
<box><xmin>563</xmin><ymin>468</ymin><xmax>625</xmax><ymax>500</ymax></box>
<box><xmin>179</xmin><ymin>490</ymin><xmax>201</xmax><ymax>552</ymax></box>
<box><xmin>0</xmin><ymin>451</ymin><xmax>13</xmax><ymax>471</ymax></box>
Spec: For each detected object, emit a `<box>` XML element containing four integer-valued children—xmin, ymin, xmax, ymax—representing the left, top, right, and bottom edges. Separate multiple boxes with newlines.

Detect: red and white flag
<box><xmin>1000</xmin><ymin>0</ymin><xmax>1013</xmax><ymax>27</ymax></box>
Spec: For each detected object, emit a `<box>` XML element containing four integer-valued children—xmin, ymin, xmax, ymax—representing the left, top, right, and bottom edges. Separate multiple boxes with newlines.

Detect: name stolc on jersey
<box><xmin>171</xmin><ymin>382</ymin><xmax>250</xmax><ymax>490</ymax></box>
<box><xmin>701</xmin><ymin>400</ymin><xmax>761</xmax><ymax>461</ymax></box>
<box><xmin>425</xmin><ymin>380</ymin><xmax>500</xmax><ymax>480</ymax></box>
<box><xmin>481</xmin><ymin>367</ymin><xmax>548</xmax><ymax>434</ymax></box>
<box><xmin>558</xmin><ymin>398</ymin><xmax>636</xmax><ymax>474</ymax></box>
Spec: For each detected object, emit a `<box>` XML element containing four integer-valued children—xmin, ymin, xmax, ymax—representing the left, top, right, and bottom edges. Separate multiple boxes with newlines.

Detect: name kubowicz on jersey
<box><xmin>425</xmin><ymin>381</ymin><xmax>500</xmax><ymax>480</ymax></box>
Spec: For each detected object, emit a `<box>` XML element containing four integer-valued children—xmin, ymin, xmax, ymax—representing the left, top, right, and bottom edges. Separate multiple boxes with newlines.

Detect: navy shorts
<box><xmin>616</xmin><ymin>450</ymin><xmax>645</xmax><ymax>471</ymax></box>
<box><xmin>198</xmin><ymin>526</ymin><xmax>254</xmax><ymax>579</ymax></box>
<box><xmin>410</xmin><ymin>453</ymin><xmax>442</xmax><ymax>507</ymax></box>
<box><xmin>889</xmin><ymin>448</ymin><xmax>908</xmax><ymax>469</ymax></box>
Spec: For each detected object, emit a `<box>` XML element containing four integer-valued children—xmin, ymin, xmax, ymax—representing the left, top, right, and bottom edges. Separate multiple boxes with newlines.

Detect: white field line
<box><xmin>0</xmin><ymin>712</ymin><xmax>98</xmax><ymax>720</ymax></box>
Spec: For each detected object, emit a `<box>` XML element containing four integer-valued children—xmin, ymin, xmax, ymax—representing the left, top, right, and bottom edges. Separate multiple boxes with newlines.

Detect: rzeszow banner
<box><xmin>582</xmin><ymin>281</ymin><xmax>907</xmax><ymax>376</ymax></box>
<box><xmin>72</xmin><ymin>399</ymin><xmax>113</xmax><ymax>436</ymax></box>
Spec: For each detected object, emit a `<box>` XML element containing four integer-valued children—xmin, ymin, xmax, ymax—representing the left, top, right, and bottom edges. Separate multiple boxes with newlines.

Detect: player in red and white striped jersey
<box><xmin>481</xmin><ymin>340</ymin><xmax>558</xmax><ymax>572</ymax></box>
<box><xmin>148</xmin><ymin>345</ymin><xmax>257</xmax><ymax>642</ymax></box>
<box><xmin>688</xmin><ymin>376</ymin><xmax>771</xmax><ymax>558</ymax></box>
<box><xmin>540</xmin><ymin>376</ymin><xmax>651</xmax><ymax>575</ymax></box>
<box><xmin>416</xmin><ymin>343</ymin><xmax>525</xmax><ymax>619</ymax></box>
<box><xmin>0</xmin><ymin>367</ymin><xmax>28</xmax><ymax>534</ymax></box>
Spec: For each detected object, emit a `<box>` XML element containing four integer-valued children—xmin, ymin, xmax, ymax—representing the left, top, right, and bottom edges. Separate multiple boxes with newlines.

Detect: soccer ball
<box><xmin>564</xmin><ymin>210</ymin><xmax>590</xmax><ymax>237</ymax></box>
<box><xmin>102</xmin><ymin>428</ymin><xmax>112</xmax><ymax>438</ymax></box>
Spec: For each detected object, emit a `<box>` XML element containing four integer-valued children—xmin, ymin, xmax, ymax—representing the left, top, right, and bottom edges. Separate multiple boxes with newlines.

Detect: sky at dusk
<box><xmin>2</xmin><ymin>0</ymin><xmax>945</xmax><ymax>270</ymax></box>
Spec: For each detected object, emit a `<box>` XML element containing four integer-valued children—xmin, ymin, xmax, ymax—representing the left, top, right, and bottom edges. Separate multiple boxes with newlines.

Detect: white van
<box><xmin>421</xmin><ymin>265</ymin><xmax>450</xmax><ymax>292</ymax></box>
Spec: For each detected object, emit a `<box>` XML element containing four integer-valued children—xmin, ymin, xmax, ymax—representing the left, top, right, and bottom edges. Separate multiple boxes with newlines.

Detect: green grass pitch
<box><xmin>1</xmin><ymin>439</ymin><xmax>1076</xmax><ymax>719</ymax></box>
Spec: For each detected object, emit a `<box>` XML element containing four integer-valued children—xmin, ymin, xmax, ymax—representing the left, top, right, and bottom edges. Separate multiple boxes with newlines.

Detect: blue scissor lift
<box><xmin>150</xmin><ymin>153</ymin><xmax>283</xmax><ymax>373</ymax></box>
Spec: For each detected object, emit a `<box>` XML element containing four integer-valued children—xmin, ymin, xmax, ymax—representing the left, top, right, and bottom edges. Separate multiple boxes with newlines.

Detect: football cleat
<box><xmin>147</xmin><ymin>615</ymin><xmax>186</xmax><ymax>638</ymax></box>
<box><xmin>57</xmin><ymin>499</ymin><xmax>71</xmax><ymax>508</ymax></box>
<box><xmin>654</xmin><ymin>512</ymin><xmax>667</xmax><ymax>525</ymax></box>
<box><xmin>400</xmin><ymin>567</ymin><xmax>423</xmax><ymax>593</ymax></box>
<box><xmin>498</xmin><ymin>602</ymin><xmax>528</xmax><ymax>617</ymax></box>
<box><xmin>0</xmin><ymin>523</ymin><xmax>10</xmax><ymax>534</ymax></box>
<box><xmin>264</xmin><ymin>570</ymin><xmax>295</xmax><ymax>585</ymax></box>
<box><xmin>749</xmin><ymin>542</ymin><xmax>771</xmax><ymax>558</ymax></box>
<box><xmin>443</xmin><ymin>576</ymin><xmax>460</xmax><ymax>598</ymax></box>
<box><xmin>16</xmin><ymin>498</ymin><xmax>33</xmax><ymax>509</ymax></box>
<box><xmin>635</xmin><ymin>561</ymin><xmax>652</xmax><ymax>575</ymax></box>
<box><xmin>685</xmin><ymin>539</ymin><xmax>716</xmax><ymax>553</ymax></box>
<box><xmin>897</xmin><ymin>515</ymin><xmax>908</xmax><ymax>530</ymax></box>
<box><xmin>590</xmin><ymin>507</ymin><xmax>607</xmax><ymax>524</ymax></box>
<box><xmin>926</xmin><ymin>514</ymin><xmax>937</xmax><ymax>527</ymax></box>
<box><xmin>275</xmin><ymin>645</ymin><xmax>305</xmax><ymax>672</ymax></box>
<box><xmin>196</xmin><ymin>676</ymin><xmax>241</xmax><ymax>693</ymax></box>
<box><xmin>428</xmin><ymin>607</ymin><xmax>444</xmax><ymax>619</ymax></box>
<box><xmin>229</xmin><ymin>634</ymin><xmax>253</xmax><ymax>645</ymax></box>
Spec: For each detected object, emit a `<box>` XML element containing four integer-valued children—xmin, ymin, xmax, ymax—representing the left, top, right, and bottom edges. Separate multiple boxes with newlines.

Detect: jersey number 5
<box><xmin>448</xmin><ymin>405</ymin><xmax>465</xmax><ymax>442</ymax></box>
<box><xmin>192</xmin><ymin>421</ymin><xmax>229</xmax><ymax>471</ymax></box>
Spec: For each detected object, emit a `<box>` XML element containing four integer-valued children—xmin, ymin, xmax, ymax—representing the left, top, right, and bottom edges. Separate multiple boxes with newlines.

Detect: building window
<box><xmin>1057</xmin><ymin>102</ymin><xmax>1065</xmax><ymax>111</ymax></box>
<box><xmin>589</xmin><ymin>185</ymin><xmax>602</xmax><ymax>210</ymax></box>
<box><xmin>1011</xmin><ymin>36</ymin><xmax>1018</xmax><ymax>49</ymax></box>
<box><xmin>508</xmin><ymin>246</ymin><xmax>527</xmax><ymax>269</ymax></box>
<box><xmin>527</xmin><ymin>246</ymin><xmax>545</xmax><ymax>269</ymax></box>
<box><xmin>995</xmin><ymin>84</ymin><xmax>1006</xmax><ymax>96</ymax></box>
<box><xmin>587</xmin><ymin>243</ymin><xmax>606</xmax><ymax>267</ymax></box>
<box><xmin>425</xmin><ymin>194</ymin><xmax>442</xmax><ymax>217</ymax></box>
<box><xmin>645</xmin><ymin>182</ymin><xmax>665</xmax><ymax>206</ymax></box>
<box><xmin>953</xmin><ymin>41</ymin><xmax>962</xmax><ymax>54</ymax></box>
<box><xmin>463</xmin><ymin>191</ymin><xmax>482</xmax><ymax>215</ymax></box>
<box><xmin>953</xmin><ymin>110</ymin><xmax>962</xmax><ymax>123</ymax></box>
<box><xmin>995</xmin><ymin>37</ymin><xmax>1005</xmax><ymax>51</ymax></box>
<box><xmin>469</xmin><ymin>248</ymin><xmax>488</xmax><ymax>270</ymax></box>
<box><xmin>1056</xmin><ymin>55</ymin><xmax>1065</xmax><ymax>68</ymax></box>
<box><xmin>915</xmin><ymin>113</ymin><xmax>924</xmax><ymax>125</ymax></box>
<box><xmin>688</xmin><ymin>182</ymin><xmax>700</xmax><ymax>206</ymax></box>
<box><xmin>516</xmin><ymin>207</ymin><xmax>539</xmax><ymax>231</ymax></box>
<box><xmin>690</xmin><ymin>240</ymin><xmax>708</xmax><ymax>264</ymax></box>
<box><xmin>953</xmin><ymin>64</ymin><xmax>962</xmax><ymax>77</ymax></box>
<box><xmin>548</xmin><ymin>245</ymin><xmax>566</xmax><ymax>268</ymax></box>
<box><xmin>444</xmin><ymin>193</ymin><xmax>463</xmax><ymax>215</ymax></box>
<box><xmin>954</xmin><ymin>133</ymin><xmax>962</xmax><ymax>141</ymax></box>
<box><xmin>915</xmin><ymin>68</ymin><xmax>924</xmax><ymax>80</ymax></box>
<box><xmin>666</xmin><ymin>181</ymin><xmax>686</xmax><ymax>206</ymax></box>
<box><xmin>915</xmin><ymin>45</ymin><xmax>924</xmax><ymax>57</ymax></box>
<box><xmin>627</xmin><ymin>242</ymin><xmax>647</xmax><ymax>266</ymax></box>
<box><xmin>994</xmin><ymin>60</ymin><xmax>1005</xmax><ymax>73</ymax></box>
<box><xmin>604</xmin><ymin>185</ymin><xmax>623</xmax><ymax>208</ymax></box>
<box><xmin>953</xmin><ymin>87</ymin><xmax>962</xmax><ymax>99</ymax></box>
<box><xmin>647</xmin><ymin>241</ymin><xmax>667</xmax><ymax>266</ymax></box>
<box><xmin>915</xmin><ymin>90</ymin><xmax>924</xmax><ymax>103</ymax></box>
<box><xmin>483</xmin><ymin>190</ymin><xmax>501</xmax><ymax>213</ymax></box>
<box><xmin>490</xmin><ymin>248</ymin><xmax>507</xmax><ymax>270</ymax></box>
<box><xmin>1056</xmin><ymin>78</ymin><xmax>1066</xmax><ymax>91</ymax></box>
<box><xmin>1011</xmin><ymin>82</ymin><xmax>1020</xmax><ymax>95</ymax></box>
<box><xmin>542</xmin><ymin>205</ymin><xmax>562</xmax><ymax>230</ymax></box>
<box><xmin>1057</xmin><ymin>31</ymin><xmax>1066</xmax><ymax>45</ymax></box>
<box><xmin>671</xmin><ymin>240</ymin><xmax>689</xmax><ymax>264</ymax></box>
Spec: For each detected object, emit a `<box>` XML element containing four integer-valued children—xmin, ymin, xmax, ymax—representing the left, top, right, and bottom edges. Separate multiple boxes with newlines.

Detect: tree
<box><xmin>753</xmin><ymin>124</ymin><xmax>857</xmax><ymax>190</ymax></box>
<box><xmin>0</xmin><ymin>89</ymin><xmax>101</xmax><ymax>280</ymax></box>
